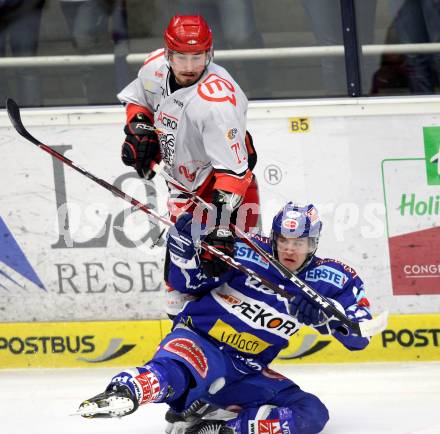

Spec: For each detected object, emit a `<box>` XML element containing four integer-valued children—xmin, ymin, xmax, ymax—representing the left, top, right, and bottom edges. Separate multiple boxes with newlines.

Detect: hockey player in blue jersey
<box><xmin>78</xmin><ymin>202</ymin><xmax>373</xmax><ymax>434</ymax></box>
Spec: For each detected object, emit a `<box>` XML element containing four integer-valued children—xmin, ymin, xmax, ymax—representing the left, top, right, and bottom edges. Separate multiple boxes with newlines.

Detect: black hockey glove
<box><xmin>199</xmin><ymin>189</ymin><xmax>240</xmax><ymax>277</ymax></box>
<box><xmin>122</xmin><ymin>113</ymin><xmax>160</xmax><ymax>179</ymax></box>
<box><xmin>211</xmin><ymin>189</ymin><xmax>243</xmax><ymax>226</ymax></box>
<box><xmin>200</xmin><ymin>226</ymin><xmax>235</xmax><ymax>277</ymax></box>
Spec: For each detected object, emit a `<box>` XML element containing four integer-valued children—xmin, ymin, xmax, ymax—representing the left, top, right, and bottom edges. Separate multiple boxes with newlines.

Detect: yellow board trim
<box><xmin>0</xmin><ymin>314</ymin><xmax>438</xmax><ymax>368</ymax></box>
<box><xmin>277</xmin><ymin>314</ymin><xmax>440</xmax><ymax>363</ymax></box>
<box><xmin>0</xmin><ymin>320</ymin><xmax>163</xmax><ymax>368</ymax></box>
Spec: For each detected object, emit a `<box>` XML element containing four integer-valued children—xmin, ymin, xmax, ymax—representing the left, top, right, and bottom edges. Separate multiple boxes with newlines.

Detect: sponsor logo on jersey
<box><xmin>248</xmin><ymin>419</ymin><xmax>288</xmax><ymax>434</ymax></box>
<box><xmin>213</xmin><ymin>287</ymin><xmax>300</xmax><ymax>338</ymax></box>
<box><xmin>262</xmin><ymin>368</ymin><xmax>287</xmax><ymax>380</ymax></box>
<box><xmin>173</xmin><ymin>98</ymin><xmax>184</xmax><ymax>108</ymax></box>
<box><xmin>235</xmin><ymin>242</ymin><xmax>269</xmax><ymax>269</ymax></box>
<box><xmin>157</xmin><ymin>111</ymin><xmax>178</xmax><ymax>130</ymax></box>
<box><xmin>305</xmin><ymin>265</ymin><xmax>348</xmax><ymax>289</ymax></box>
<box><xmin>197</xmin><ymin>73</ymin><xmax>237</xmax><ymax>106</ymax></box>
<box><xmin>226</xmin><ymin>127</ymin><xmax>238</xmax><ymax>140</ymax></box>
<box><xmin>208</xmin><ymin>319</ymin><xmax>272</xmax><ymax>354</ymax></box>
<box><xmin>234</xmin><ymin>355</ymin><xmax>263</xmax><ymax>371</ymax></box>
<box><xmin>143</xmin><ymin>79</ymin><xmax>156</xmax><ymax>92</ymax></box>
<box><xmin>0</xmin><ymin>216</ymin><xmax>46</xmax><ymax>291</ymax></box>
<box><xmin>163</xmin><ymin>338</ymin><xmax>208</xmax><ymax>378</ymax></box>
<box><xmin>251</xmin><ymin>234</ymin><xmax>271</xmax><ymax>244</ymax></box>
<box><xmin>178</xmin><ymin>165</ymin><xmax>196</xmax><ymax>182</ymax></box>
<box><xmin>315</xmin><ymin>258</ymin><xmax>358</xmax><ymax>277</ymax></box>
<box><xmin>158</xmin><ymin>132</ymin><xmax>176</xmax><ymax>165</ymax></box>
<box><xmin>134</xmin><ymin>370</ymin><xmax>161</xmax><ymax>404</ymax></box>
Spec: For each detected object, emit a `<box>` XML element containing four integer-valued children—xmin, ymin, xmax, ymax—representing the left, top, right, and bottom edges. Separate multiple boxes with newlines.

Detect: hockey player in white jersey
<box><xmin>117</xmin><ymin>14</ymin><xmax>260</xmax><ymax>315</ymax></box>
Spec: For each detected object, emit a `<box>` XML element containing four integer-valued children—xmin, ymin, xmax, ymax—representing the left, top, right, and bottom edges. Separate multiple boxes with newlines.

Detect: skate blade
<box><xmin>74</xmin><ymin>396</ymin><xmax>134</xmax><ymax>418</ymax></box>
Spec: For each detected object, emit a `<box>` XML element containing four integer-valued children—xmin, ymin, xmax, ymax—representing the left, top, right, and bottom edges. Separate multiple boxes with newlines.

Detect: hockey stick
<box><xmin>151</xmin><ymin>162</ymin><xmax>389</xmax><ymax>338</ymax></box>
<box><xmin>5</xmin><ymin>98</ymin><xmax>296</xmax><ymax>301</ymax></box>
<box><xmin>7</xmin><ymin>99</ymin><xmax>386</xmax><ymax>337</ymax></box>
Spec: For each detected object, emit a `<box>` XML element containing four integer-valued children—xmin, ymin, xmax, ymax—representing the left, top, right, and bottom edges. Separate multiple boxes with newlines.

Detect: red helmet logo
<box><xmin>164</xmin><ymin>15</ymin><xmax>213</xmax><ymax>53</ymax></box>
<box><xmin>282</xmin><ymin>218</ymin><xmax>298</xmax><ymax>230</ymax></box>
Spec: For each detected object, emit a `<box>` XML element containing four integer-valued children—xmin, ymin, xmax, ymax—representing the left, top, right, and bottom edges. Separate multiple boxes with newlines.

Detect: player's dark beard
<box><xmin>169</xmin><ymin>71</ymin><xmax>182</xmax><ymax>93</ymax></box>
<box><xmin>169</xmin><ymin>68</ymin><xmax>206</xmax><ymax>92</ymax></box>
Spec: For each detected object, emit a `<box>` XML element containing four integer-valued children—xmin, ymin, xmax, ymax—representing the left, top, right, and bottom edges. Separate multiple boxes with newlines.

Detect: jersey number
<box><xmin>231</xmin><ymin>142</ymin><xmax>246</xmax><ymax>165</ymax></box>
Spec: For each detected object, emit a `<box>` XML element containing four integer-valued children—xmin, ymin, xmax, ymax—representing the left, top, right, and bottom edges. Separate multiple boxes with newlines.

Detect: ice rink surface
<box><xmin>2</xmin><ymin>362</ymin><xmax>439</xmax><ymax>434</ymax></box>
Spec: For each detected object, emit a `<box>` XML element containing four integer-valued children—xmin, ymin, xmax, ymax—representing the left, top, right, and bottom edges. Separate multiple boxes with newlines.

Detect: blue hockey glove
<box><xmin>289</xmin><ymin>292</ymin><xmax>326</xmax><ymax>326</ymax></box>
<box><xmin>167</xmin><ymin>213</ymin><xmax>201</xmax><ymax>269</ymax></box>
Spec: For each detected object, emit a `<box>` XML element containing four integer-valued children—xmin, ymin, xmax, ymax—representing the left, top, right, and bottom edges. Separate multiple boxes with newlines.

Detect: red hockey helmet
<box><xmin>164</xmin><ymin>15</ymin><xmax>213</xmax><ymax>53</ymax></box>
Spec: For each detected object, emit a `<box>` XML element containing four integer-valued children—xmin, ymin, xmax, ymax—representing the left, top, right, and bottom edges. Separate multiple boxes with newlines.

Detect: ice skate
<box><xmin>164</xmin><ymin>400</ymin><xmax>236</xmax><ymax>434</ymax></box>
<box><xmin>77</xmin><ymin>384</ymin><xmax>138</xmax><ymax>418</ymax></box>
<box><xmin>185</xmin><ymin>419</ymin><xmax>234</xmax><ymax>434</ymax></box>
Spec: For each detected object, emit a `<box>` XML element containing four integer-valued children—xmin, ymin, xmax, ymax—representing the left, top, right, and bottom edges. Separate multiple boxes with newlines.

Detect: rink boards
<box><xmin>0</xmin><ymin>313</ymin><xmax>438</xmax><ymax>368</ymax></box>
<box><xmin>1</xmin><ymin>97</ymin><xmax>440</xmax><ymax>372</ymax></box>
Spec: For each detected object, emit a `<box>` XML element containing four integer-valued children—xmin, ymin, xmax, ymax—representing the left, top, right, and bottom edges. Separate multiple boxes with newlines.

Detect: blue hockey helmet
<box><xmin>271</xmin><ymin>202</ymin><xmax>322</xmax><ymax>268</ymax></box>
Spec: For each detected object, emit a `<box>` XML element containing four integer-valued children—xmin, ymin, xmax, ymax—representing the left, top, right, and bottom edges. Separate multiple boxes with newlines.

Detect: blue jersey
<box><xmin>168</xmin><ymin>236</ymin><xmax>372</xmax><ymax>366</ymax></box>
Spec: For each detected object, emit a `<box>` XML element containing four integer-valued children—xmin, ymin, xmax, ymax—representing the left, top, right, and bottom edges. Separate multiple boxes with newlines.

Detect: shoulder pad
<box><xmin>138</xmin><ymin>50</ymin><xmax>166</xmax><ymax>89</ymax></box>
<box><xmin>314</xmin><ymin>258</ymin><xmax>358</xmax><ymax>278</ymax></box>
<box><xmin>142</xmin><ymin>49</ymin><xmax>166</xmax><ymax>68</ymax></box>
<box><xmin>196</xmin><ymin>66</ymin><xmax>240</xmax><ymax>107</ymax></box>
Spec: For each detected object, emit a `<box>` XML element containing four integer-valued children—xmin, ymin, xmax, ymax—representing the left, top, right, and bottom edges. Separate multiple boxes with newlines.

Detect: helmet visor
<box><xmin>166</xmin><ymin>49</ymin><xmax>212</xmax><ymax>68</ymax></box>
<box><xmin>275</xmin><ymin>234</ymin><xmax>318</xmax><ymax>255</ymax></box>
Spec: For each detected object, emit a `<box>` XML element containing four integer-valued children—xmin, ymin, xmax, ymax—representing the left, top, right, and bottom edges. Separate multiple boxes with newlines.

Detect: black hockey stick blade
<box><xmin>6</xmin><ymin>98</ymin><xmax>41</xmax><ymax>146</ymax></box>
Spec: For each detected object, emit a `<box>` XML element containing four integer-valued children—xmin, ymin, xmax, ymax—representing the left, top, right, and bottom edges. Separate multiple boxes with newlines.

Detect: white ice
<box><xmin>1</xmin><ymin>362</ymin><xmax>439</xmax><ymax>434</ymax></box>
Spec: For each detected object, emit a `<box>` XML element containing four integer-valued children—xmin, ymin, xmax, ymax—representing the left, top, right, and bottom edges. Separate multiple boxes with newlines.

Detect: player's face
<box><xmin>168</xmin><ymin>51</ymin><xmax>207</xmax><ymax>86</ymax></box>
<box><xmin>276</xmin><ymin>235</ymin><xmax>309</xmax><ymax>272</ymax></box>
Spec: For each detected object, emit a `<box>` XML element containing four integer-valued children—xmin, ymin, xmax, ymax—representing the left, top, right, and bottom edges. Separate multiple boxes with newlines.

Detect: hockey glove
<box><xmin>201</xmin><ymin>226</ymin><xmax>234</xmax><ymax>277</ymax></box>
<box><xmin>211</xmin><ymin>189</ymin><xmax>243</xmax><ymax>226</ymax></box>
<box><xmin>289</xmin><ymin>292</ymin><xmax>326</xmax><ymax>326</ymax></box>
<box><xmin>122</xmin><ymin>112</ymin><xmax>160</xmax><ymax>179</ymax></box>
<box><xmin>319</xmin><ymin>298</ymin><xmax>351</xmax><ymax>336</ymax></box>
<box><xmin>167</xmin><ymin>213</ymin><xmax>201</xmax><ymax>269</ymax></box>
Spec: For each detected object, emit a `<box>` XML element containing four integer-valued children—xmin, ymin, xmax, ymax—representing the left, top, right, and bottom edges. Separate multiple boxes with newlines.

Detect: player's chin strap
<box><xmin>150</xmin><ymin>160</ymin><xmax>388</xmax><ymax>338</ymax></box>
<box><xmin>6</xmin><ymin>98</ymin><xmax>340</xmax><ymax>330</ymax></box>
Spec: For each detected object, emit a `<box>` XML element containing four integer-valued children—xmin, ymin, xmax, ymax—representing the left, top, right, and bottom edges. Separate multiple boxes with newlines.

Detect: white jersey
<box><xmin>117</xmin><ymin>49</ymin><xmax>249</xmax><ymax>199</ymax></box>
